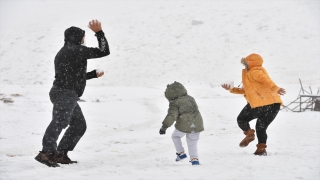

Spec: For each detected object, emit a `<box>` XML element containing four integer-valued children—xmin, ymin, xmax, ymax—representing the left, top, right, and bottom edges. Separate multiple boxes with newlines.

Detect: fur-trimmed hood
<box><xmin>245</xmin><ymin>53</ymin><xmax>263</xmax><ymax>69</ymax></box>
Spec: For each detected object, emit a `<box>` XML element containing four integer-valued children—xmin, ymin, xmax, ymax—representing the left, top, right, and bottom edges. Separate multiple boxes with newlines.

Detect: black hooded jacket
<box><xmin>53</xmin><ymin>26</ymin><xmax>110</xmax><ymax>97</ymax></box>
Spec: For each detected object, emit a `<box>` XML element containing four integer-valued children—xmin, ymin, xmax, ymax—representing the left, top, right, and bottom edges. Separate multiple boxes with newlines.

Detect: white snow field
<box><xmin>0</xmin><ymin>0</ymin><xmax>319</xmax><ymax>180</ymax></box>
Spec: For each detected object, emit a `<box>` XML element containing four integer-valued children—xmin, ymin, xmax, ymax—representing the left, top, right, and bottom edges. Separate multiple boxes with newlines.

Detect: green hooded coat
<box><xmin>162</xmin><ymin>82</ymin><xmax>204</xmax><ymax>133</ymax></box>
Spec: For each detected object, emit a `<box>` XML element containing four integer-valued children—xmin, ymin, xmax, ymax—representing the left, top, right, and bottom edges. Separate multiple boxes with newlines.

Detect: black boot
<box><xmin>35</xmin><ymin>151</ymin><xmax>60</xmax><ymax>167</ymax></box>
<box><xmin>55</xmin><ymin>151</ymin><xmax>77</xmax><ymax>164</ymax></box>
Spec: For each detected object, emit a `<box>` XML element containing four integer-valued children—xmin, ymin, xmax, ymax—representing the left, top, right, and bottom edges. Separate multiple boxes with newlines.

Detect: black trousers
<box><xmin>237</xmin><ymin>103</ymin><xmax>280</xmax><ymax>144</ymax></box>
<box><xmin>42</xmin><ymin>86</ymin><xmax>87</xmax><ymax>153</ymax></box>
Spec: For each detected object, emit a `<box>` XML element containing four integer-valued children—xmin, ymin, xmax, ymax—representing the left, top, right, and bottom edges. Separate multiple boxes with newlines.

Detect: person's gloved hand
<box><xmin>159</xmin><ymin>126</ymin><xmax>167</xmax><ymax>135</ymax></box>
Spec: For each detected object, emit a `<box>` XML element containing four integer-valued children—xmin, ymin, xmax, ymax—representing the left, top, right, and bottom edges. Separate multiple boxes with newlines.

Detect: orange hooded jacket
<box><xmin>230</xmin><ymin>53</ymin><xmax>283</xmax><ymax>108</ymax></box>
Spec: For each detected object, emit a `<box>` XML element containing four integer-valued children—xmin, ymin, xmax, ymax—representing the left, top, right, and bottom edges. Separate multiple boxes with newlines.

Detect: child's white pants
<box><xmin>171</xmin><ymin>128</ymin><xmax>200</xmax><ymax>160</ymax></box>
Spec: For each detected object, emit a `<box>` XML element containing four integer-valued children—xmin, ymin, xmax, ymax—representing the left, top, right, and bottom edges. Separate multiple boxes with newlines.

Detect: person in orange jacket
<box><xmin>222</xmin><ymin>53</ymin><xmax>286</xmax><ymax>156</ymax></box>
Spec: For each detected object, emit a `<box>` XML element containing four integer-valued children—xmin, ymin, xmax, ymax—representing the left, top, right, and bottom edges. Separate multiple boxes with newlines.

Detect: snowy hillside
<box><xmin>0</xmin><ymin>0</ymin><xmax>319</xmax><ymax>87</ymax></box>
<box><xmin>0</xmin><ymin>0</ymin><xmax>319</xmax><ymax>180</ymax></box>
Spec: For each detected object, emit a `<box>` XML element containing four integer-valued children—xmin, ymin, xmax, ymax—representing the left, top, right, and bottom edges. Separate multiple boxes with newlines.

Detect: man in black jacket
<box><xmin>35</xmin><ymin>20</ymin><xmax>110</xmax><ymax>167</ymax></box>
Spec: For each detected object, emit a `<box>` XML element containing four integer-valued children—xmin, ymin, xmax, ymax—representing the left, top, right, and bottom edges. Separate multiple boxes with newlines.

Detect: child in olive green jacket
<box><xmin>159</xmin><ymin>81</ymin><xmax>204</xmax><ymax>165</ymax></box>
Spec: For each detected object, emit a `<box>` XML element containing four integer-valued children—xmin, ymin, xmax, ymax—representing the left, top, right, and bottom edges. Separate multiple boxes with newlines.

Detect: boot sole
<box><xmin>254</xmin><ymin>153</ymin><xmax>267</xmax><ymax>156</ymax></box>
<box><xmin>239</xmin><ymin>139</ymin><xmax>255</xmax><ymax>147</ymax></box>
<box><xmin>35</xmin><ymin>157</ymin><xmax>60</xmax><ymax>167</ymax></box>
<box><xmin>58</xmin><ymin>161</ymin><xmax>78</xmax><ymax>164</ymax></box>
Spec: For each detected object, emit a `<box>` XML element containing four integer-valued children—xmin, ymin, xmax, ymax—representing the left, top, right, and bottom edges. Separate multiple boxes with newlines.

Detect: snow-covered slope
<box><xmin>0</xmin><ymin>0</ymin><xmax>319</xmax><ymax>87</ymax></box>
<box><xmin>0</xmin><ymin>0</ymin><xmax>319</xmax><ymax>180</ymax></box>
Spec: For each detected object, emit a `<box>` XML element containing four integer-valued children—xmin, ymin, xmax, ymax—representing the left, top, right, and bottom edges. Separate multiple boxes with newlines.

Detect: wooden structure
<box><xmin>281</xmin><ymin>79</ymin><xmax>320</xmax><ymax>112</ymax></box>
<box><xmin>299</xmin><ymin>94</ymin><xmax>320</xmax><ymax>111</ymax></box>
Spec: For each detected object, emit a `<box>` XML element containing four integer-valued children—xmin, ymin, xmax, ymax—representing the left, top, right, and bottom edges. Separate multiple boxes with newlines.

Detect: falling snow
<box><xmin>0</xmin><ymin>0</ymin><xmax>319</xmax><ymax>180</ymax></box>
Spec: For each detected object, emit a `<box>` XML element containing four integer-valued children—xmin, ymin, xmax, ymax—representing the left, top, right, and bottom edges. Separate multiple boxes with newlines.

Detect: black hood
<box><xmin>64</xmin><ymin>26</ymin><xmax>85</xmax><ymax>45</ymax></box>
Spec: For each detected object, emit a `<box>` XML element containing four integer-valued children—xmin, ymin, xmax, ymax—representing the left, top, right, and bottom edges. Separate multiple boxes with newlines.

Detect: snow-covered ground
<box><xmin>0</xmin><ymin>0</ymin><xmax>319</xmax><ymax>180</ymax></box>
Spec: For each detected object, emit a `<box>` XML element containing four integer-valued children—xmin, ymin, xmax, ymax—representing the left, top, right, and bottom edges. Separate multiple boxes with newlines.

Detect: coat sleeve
<box><xmin>86</xmin><ymin>70</ymin><xmax>97</xmax><ymax>80</ymax></box>
<box><xmin>230</xmin><ymin>87</ymin><xmax>245</xmax><ymax>94</ymax></box>
<box><xmin>250</xmin><ymin>69</ymin><xmax>280</xmax><ymax>92</ymax></box>
<box><xmin>84</xmin><ymin>30</ymin><xmax>110</xmax><ymax>59</ymax></box>
<box><xmin>162</xmin><ymin>102</ymin><xmax>179</xmax><ymax>128</ymax></box>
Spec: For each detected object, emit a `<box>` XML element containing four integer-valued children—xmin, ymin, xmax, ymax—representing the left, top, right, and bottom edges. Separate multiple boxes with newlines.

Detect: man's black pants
<box><xmin>237</xmin><ymin>103</ymin><xmax>280</xmax><ymax>144</ymax></box>
<box><xmin>42</xmin><ymin>86</ymin><xmax>87</xmax><ymax>153</ymax></box>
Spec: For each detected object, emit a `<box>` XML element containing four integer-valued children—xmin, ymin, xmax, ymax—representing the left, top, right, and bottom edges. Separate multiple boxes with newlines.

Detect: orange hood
<box><xmin>245</xmin><ymin>53</ymin><xmax>263</xmax><ymax>68</ymax></box>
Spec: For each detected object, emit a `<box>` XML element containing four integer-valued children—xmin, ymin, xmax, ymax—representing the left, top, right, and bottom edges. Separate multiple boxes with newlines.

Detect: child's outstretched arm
<box><xmin>159</xmin><ymin>102</ymin><xmax>179</xmax><ymax>135</ymax></box>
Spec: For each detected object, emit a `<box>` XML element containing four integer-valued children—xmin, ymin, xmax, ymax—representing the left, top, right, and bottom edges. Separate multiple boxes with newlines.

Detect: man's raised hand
<box><xmin>88</xmin><ymin>20</ymin><xmax>102</xmax><ymax>33</ymax></box>
<box><xmin>96</xmin><ymin>69</ymin><xmax>104</xmax><ymax>78</ymax></box>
